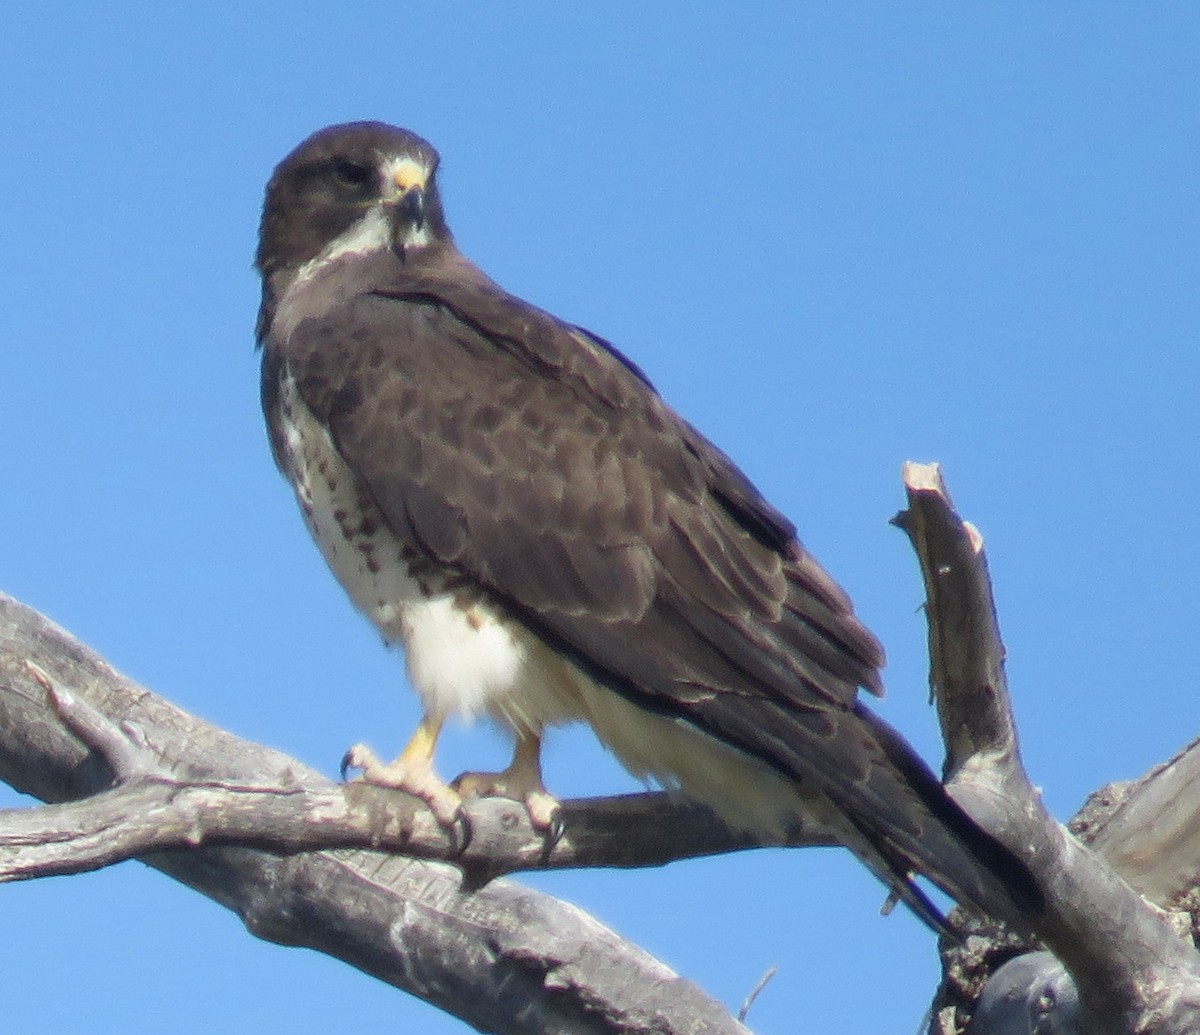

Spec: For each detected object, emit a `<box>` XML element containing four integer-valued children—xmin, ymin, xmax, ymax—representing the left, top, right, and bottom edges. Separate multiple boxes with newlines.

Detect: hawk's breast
<box><xmin>273</xmin><ymin>368</ymin><xmax>575</xmax><ymax>728</ymax></box>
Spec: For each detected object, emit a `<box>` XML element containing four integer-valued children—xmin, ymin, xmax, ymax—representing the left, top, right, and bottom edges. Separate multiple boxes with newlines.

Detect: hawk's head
<box><xmin>256</xmin><ymin>121</ymin><xmax>451</xmax><ymax>282</ymax></box>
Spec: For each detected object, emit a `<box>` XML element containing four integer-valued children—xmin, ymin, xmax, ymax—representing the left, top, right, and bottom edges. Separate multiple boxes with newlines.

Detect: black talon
<box><xmin>450</xmin><ymin>808</ymin><xmax>474</xmax><ymax>855</ymax></box>
<box><xmin>539</xmin><ymin>809</ymin><xmax>565</xmax><ymax>865</ymax></box>
<box><xmin>339</xmin><ymin>749</ymin><xmax>356</xmax><ymax>781</ymax></box>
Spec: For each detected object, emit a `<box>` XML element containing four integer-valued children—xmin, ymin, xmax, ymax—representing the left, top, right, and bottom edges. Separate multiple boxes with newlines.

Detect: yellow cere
<box><xmin>387</xmin><ymin>156</ymin><xmax>429</xmax><ymax>194</ymax></box>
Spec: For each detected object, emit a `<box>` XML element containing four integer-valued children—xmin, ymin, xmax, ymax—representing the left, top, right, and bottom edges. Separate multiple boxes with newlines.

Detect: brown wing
<box><xmin>268</xmin><ymin>267</ymin><xmax>882</xmax><ymax>698</ymax></box>
<box><xmin>263</xmin><ymin>255</ymin><xmax>1036</xmax><ymax>930</ymax></box>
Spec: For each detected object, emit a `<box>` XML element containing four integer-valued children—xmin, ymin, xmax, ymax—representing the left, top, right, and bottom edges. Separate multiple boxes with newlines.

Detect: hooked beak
<box><xmin>391</xmin><ymin>161</ymin><xmax>428</xmax><ymax>231</ymax></box>
<box><xmin>398</xmin><ymin>184</ymin><xmax>426</xmax><ymax>230</ymax></box>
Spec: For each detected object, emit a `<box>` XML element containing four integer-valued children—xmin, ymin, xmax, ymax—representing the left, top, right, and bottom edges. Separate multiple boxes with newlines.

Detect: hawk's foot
<box><xmin>452</xmin><ymin>769</ymin><xmax>561</xmax><ymax>831</ymax></box>
<box><xmin>451</xmin><ymin>731</ymin><xmax>561</xmax><ymax>834</ymax></box>
<box><xmin>341</xmin><ymin>741</ymin><xmax>463</xmax><ymax>828</ymax></box>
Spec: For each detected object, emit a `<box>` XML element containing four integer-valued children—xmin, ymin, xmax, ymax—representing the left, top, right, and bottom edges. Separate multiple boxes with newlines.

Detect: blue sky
<box><xmin>1</xmin><ymin>5</ymin><xmax>1196</xmax><ymax>1033</ymax></box>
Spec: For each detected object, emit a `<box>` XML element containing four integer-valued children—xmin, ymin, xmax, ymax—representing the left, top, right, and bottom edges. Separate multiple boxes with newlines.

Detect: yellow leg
<box><xmin>397</xmin><ymin>712</ymin><xmax>444</xmax><ymax>769</ymax></box>
<box><xmin>341</xmin><ymin>712</ymin><xmax>462</xmax><ymax>825</ymax></box>
<box><xmin>453</xmin><ymin>731</ymin><xmax>561</xmax><ymax>830</ymax></box>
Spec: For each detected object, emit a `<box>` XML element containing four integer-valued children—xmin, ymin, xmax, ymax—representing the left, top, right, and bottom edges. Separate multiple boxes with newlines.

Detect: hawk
<box><xmin>256</xmin><ymin>121</ymin><xmax>1034</xmax><ymax>931</ymax></box>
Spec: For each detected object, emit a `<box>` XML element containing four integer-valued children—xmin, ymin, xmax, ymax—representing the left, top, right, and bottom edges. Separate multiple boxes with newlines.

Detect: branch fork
<box><xmin>897</xmin><ymin>462</ymin><xmax>1200</xmax><ymax>1034</ymax></box>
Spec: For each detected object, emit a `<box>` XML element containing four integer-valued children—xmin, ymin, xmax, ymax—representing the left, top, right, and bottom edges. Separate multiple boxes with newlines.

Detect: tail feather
<box><xmin>695</xmin><ymin>693</ymin><xmax>1043</xmax><ymax>933</ymax></box>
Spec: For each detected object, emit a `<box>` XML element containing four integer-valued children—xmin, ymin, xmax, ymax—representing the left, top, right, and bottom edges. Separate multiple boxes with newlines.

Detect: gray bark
<box><xmin>898</xmin><ymin>464</ymin><xmax>1200</xmax><ymax>1035</ymax></box>
<box><xmin>0</xmin><ymin>592</ymin><xmax>751</xmax><ymax>1035</ymax></box>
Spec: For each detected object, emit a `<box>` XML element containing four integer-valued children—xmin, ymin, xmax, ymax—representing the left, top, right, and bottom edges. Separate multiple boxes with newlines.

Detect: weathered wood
<box><xmin>0</xmin><ymin>592</ymin><xmax>751</xmax><ymax>1035</ymax></box>
<box><xmin>898</xmin><ymin>463</ymin><xmax>1200</xmax><ymax>1035</ymax></box>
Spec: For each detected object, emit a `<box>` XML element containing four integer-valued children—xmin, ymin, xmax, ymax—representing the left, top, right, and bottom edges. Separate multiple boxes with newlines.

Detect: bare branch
<box><xmin>1079</xmin><ymin>737</ymin><xmax>1200</xmax><ymax>907</ymax></box>
<box><xmin>0</xmin><ymin>592</ymin><xmax>751</xmax><ymax>1035</ymax></box>
<box><xmin>0</xmin><ymin>775</ymin><xmax>826</xmax><ymax>885</ymax></box>
<box><xmin>0</xmin><ymin>655</ymin><xmax>828</xmax><ymax>886</ymax></box>
<box><xmin>897</xmin><ymin>462</ymin><xmax>1200</xmax><ymax>1034</ymax></box>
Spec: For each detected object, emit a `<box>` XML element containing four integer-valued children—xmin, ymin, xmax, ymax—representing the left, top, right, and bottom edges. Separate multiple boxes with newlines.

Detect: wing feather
<box><xmin>275</xmin><ymin>265</ymin><xmax>882</xmax><ymax>708</ymax></box>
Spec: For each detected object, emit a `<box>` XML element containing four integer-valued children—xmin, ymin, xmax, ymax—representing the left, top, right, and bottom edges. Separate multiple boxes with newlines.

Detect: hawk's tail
<box><xmin>842</xmin><ymin>706</ymin><xmax>1043</xmax><ymax>935</ymax></box>
<box><xmin>698</xmin><ymin>692</ymin><xmax>1043</xmax><ymax>936</ymax></box>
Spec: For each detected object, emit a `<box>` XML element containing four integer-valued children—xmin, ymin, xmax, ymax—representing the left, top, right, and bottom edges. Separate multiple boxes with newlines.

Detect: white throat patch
<box><xmin>294</xmin><ymin>205</ymin><xmax>393</xmax><ymax>286</ymax></box>
<box><xmin>394</xmin><ymin>220</ymin><xmax>432</xmax><ymax>251</ymax></box>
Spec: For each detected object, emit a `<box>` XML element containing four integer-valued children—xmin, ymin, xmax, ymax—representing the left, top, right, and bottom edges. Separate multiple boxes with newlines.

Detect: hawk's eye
<box><xmin>329</xmin><ymin>159</ymin><xmax>373</xmax><ymax>191</ymax></box>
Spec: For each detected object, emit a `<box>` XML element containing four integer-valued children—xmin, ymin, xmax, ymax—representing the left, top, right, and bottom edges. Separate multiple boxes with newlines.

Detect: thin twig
<box><xmin>737</xmin><ymin>964</ymin><xmax>778</xmax><ymax>1022</ymax></box>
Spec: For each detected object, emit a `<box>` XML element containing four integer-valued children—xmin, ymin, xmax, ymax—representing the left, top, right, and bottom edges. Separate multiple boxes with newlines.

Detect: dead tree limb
<box><xmin>896</xmin><ymin>462</ymin><xmax>1200</xmax><ymax>1035</ymax></box>
<box><xmin>0</xmin><ymin>663</ymin><xmax>825</xmax><ymax>884</ymax></box>
<box><xmin>0</xmin><ymin>592</ymin><xmax>753</xmax><ymax>1035</ymax></box>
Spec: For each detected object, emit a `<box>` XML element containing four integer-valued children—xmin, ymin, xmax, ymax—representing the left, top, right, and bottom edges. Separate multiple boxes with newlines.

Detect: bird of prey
<box><xmin>256</xmin><ymin>121</ymin><xmax>1034</xmax><ymax>931</ymax></box>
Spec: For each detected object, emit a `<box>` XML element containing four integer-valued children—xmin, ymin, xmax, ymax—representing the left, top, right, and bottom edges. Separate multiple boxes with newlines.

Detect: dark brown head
<box><xmin>256</xmin><ymin>121</ymin><xmax>452</xmax><ymax>281</ymax></box>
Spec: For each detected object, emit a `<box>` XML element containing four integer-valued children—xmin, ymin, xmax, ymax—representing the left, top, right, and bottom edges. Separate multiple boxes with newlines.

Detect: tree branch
<box><xmin>1078</xmin><ymin>737</ymin><xmax>1200</xmax><ymax>908</ymax></box>
<box><xmin>2</xmin><ymin>663</ymin><xmax>823</xmax><ymax>884</ymax></box>
<box><xmin>0</xmin><ymin>592</ymin><xmax>754</xmax><ymax>1035</ymax></box>
<box><xmin>896</xmin><ymin>462</ymin><xmax>1200</xmax><ymax>1035</ymax></box>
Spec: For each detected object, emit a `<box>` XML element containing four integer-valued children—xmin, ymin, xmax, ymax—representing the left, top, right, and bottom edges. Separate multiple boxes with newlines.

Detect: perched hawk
<box><xmin>257</xmin><ymin>121</ymin><xmax>1033</xmax><ymax>930</ymax></box>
